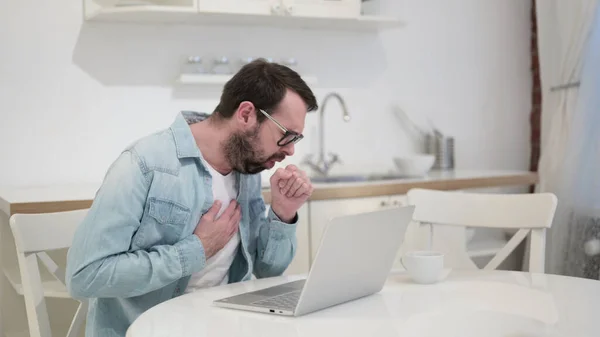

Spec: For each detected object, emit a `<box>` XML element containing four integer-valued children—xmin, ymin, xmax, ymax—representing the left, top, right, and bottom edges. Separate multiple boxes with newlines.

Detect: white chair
<box><xmin>10</xmin><ymin>209</ymin><xmax>89</xmax><ymax>337</ymax></box>
<box><xmin>401</xmin><ymin>188</ymin><xmax>558</xmax><ymax>273</ymax></box>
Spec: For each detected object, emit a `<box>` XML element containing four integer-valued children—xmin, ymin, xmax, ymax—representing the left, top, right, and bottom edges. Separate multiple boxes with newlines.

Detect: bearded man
<box><xmin>66</xmin><ymin>58</ymin><xmax>318</xmax><ymax>337</ymax></box>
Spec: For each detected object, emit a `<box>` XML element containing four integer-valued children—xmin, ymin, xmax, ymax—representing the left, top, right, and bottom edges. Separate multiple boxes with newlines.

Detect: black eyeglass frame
<box><xmin>258</xmin><ymin>108</ymin><xmax>304</xmax><ymax>147</ymax></box>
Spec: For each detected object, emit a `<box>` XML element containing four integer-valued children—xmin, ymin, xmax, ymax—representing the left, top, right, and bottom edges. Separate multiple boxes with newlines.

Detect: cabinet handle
<box><xmin>380</xmin><ymin>201</ymin><xmax>389</xmax><ymax>207</ymax></box>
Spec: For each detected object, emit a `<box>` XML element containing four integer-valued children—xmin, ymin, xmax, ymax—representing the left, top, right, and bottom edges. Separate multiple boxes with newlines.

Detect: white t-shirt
<box><xmin>185</xmin><ymin>160</ymin><xmax>240</xmax><ymax>293</ymax></box>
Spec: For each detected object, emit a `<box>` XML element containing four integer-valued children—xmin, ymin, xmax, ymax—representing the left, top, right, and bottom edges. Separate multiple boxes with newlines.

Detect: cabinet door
<box><xmin>389</xmin><ymin>194</ymin><xmax>408</xmax><ymax>207</ymax></box>
<box><xmin>265</xmin><ymin>203</ymin><xmax>310</xmax><ymax>276</ymax></box>
<box><xmin>199</xmin><ymin>0</ymin><xmax>278</xmax><ymax>15</ymax></box>
<box><xmin>282</xmin><ymin>0</ymin><xmax>361</xmax><ymax>18</ymax></box>
<box><xmin>309</xmin><ymin>196</ymin><xmax>392</xmax><ymax>261</ymax></box>
<box><xmin>284</xmin><ymin>203</ymin><xmax>310</xmax><ymax>275</ymax></box>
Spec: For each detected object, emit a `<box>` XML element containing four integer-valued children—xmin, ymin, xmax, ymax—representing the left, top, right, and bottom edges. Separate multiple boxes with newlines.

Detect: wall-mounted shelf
<box><xmin>84</xmin><ymin>5</ymin><xmax>403</xmax><ymax>31</ymax></box>
<box><xmin>176</xmin><ymin>73</ymin><xmax>318</xmax><ymax>86</ymax></box>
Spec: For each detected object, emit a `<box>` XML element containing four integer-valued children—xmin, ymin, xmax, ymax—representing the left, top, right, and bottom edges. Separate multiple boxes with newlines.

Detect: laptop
<box><xmin>213</xmin><ymin>205</ymin><xmax>415</xmax><ymax>316</ymax></box>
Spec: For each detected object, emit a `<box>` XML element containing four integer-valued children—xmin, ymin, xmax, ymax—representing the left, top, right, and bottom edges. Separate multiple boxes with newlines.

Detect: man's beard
<box><xmin>223</xmin><ymin>127</ymin><xmax>285</xmax><ymax>174</ymax></box>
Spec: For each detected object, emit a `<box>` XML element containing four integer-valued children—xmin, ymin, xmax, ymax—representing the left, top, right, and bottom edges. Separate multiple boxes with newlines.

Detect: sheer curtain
<box><xmin>536</xmin><ymin>0</ymin><xmax>600</xmax><ymax>277</ymax></box>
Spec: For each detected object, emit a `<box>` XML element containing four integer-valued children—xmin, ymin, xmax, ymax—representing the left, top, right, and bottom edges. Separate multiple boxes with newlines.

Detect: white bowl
<box><xmin>393</xmin><ymin>154</ymin><xmax>435</xmax><ymax>176</ymax></box>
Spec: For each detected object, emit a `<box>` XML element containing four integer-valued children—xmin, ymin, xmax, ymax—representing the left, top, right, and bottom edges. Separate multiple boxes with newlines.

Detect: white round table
<box><xmin>126</xmin><ymin>270</ymin><xmax>600</xmax><ymax>337</ymax></box>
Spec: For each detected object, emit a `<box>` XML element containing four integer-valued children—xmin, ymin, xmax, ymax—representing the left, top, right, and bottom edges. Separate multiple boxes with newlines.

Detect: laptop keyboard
<box><xmin>251</xmin><ymin>290</ymin><xmax>302</xmax><ymax>310</ymax></box>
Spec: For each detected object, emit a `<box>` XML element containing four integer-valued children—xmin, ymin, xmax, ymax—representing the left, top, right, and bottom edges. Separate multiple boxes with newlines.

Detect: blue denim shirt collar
<box><xmin>170</xmin><ymin>111</ymin><xmax>210</xmax><ymax>159</ymax></box>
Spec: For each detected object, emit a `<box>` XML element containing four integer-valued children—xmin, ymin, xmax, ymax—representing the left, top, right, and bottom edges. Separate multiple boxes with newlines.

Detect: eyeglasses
<box><xmin>258</xmin><ymin>109</ymin><xmax>304</xmax><ymax>146</ymax></box>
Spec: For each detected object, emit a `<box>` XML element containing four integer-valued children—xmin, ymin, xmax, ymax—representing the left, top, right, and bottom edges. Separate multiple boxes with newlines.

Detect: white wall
<box><xmin>0</xmin><ymin>0</ymin><xmax>532</xmax><ymax>187</ymax></box>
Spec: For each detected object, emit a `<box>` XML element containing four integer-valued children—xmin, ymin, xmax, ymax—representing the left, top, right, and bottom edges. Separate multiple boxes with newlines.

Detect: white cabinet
<box><xmin>265</xmin><ymin>203</ymin><xmax>311</xmax><ymax>275</ymax></box>
<box><xmin>199</xmin><ymin>0</ymin><xmax>278</xmax><ymax>15</ymax></box>
<box><xmin>282</xmin><ymin>0</ymin><xmax>361</xmax><ymax>18</ymax></box>
<box><xmin>388</xmin><ymin>194</ymin><xmax>408</xmax><ymax>208</ymax></box>
<box><xmin>83</xmin><ymin>0</ymin><xmax>402</xmax><ymax>31</ymax></box>
<box><xmin>84</xmin><ymin>0</ymin><xmax>198</xmax><ymax>18</ymax></box>
<box><xmin>308</xmin><ymin>195</ymin><xmax>408</xmax><ymax>261</ymax></box>
<box><xmin>198</xmin><ymin>0</ymin><xmax>361</xmax><ymax>18</ymax></box>
<box><xmin>284</xmin><ymin>203</ymin><xmax>310</xmax><ymax>275</ymax></box>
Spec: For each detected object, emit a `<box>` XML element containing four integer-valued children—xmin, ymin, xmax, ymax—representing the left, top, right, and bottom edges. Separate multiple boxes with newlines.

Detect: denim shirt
<box><xmin>65</xmin><ymin>111</ymin><xmax>298</xmax><ymax>337</ymax></box>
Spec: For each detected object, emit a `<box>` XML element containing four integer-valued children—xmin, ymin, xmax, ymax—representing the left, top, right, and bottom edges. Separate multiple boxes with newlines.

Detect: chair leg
<box><xmin>529</xmin><ymin>229</ymin><xmax>546</xmax><ymax>273</ymax></box>
<box><xmin>66</xmin><ymin>301</ymin><xmax>88</xmax><ymax>337</ymax></box>
<box><xmin>19</xmin><ymin>253</ymin><xmax>52</xmax><ymax>337</ymax></box>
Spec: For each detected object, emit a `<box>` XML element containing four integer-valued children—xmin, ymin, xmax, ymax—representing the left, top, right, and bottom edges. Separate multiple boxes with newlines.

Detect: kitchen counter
<box><xmin>262</xmin><ymin>170</ymin><xmax>537</xmax><ymax>203</ymax></box>
<box><xmin>0</xmin><ymin>170</ymin><xmax>537</xmax><ymax>216</ymax></box>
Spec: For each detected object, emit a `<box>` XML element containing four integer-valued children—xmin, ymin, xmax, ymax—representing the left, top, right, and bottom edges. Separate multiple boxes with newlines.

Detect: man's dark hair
<box><xmin>213</xmin><ymin>58</ymin><xmax>318</xmax><ymax>122</ymax></box>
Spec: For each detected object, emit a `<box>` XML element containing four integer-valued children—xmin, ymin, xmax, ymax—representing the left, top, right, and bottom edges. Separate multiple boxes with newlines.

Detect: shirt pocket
<box><xmin>134</xmin><ymin>197</ymin><xmax>191</xmax><ymax>248</ymax></box>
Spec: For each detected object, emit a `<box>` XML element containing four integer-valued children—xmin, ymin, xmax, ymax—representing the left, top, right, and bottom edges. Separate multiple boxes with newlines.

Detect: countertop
<box><xmin>0</xmin><ymin>170</ymin><xmax>537</xmax><ymax>216</ymax></box>
<box><xmin>261</xmin><ymin>169</ymin><xmax>537</xmax><ymax>203</ymax></box>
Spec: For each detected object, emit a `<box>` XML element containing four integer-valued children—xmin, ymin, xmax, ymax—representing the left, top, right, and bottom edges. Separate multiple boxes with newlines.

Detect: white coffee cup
<box><xmin>401</xmin><ymin>251</ymin><xmax>444</xmax><ymax>284</ymax></box>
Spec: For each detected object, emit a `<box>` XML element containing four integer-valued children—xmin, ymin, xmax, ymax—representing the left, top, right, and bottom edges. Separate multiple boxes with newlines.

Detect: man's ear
<box><xmin>235</xmin><ymin>101</ymin><xmax>258</xmax><ymax>128</ymax></box>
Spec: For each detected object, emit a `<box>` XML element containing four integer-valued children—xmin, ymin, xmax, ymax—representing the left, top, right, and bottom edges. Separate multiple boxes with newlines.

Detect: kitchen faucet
<box><xmin>303</xmin><ymin>92</ymin><xmax>351</xmax><ymax>176</ymax></box>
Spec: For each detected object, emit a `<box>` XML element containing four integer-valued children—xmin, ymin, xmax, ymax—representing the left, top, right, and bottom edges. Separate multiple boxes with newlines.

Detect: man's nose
<box><xmin>282</xmin><ymin>143</ymin><xmax>295</xmax><ymax>156</ymax></box>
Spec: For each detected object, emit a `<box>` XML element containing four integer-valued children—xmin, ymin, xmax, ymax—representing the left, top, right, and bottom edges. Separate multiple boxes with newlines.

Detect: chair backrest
<box><xmin>402</xmin><ymin>188</ymin><xmax>557</xmax><ymax>273</ymax></box>
<box><xmin>10</xmin><ymin>209</ymin><xmax>89</xmax><ymax>337</ymax></box>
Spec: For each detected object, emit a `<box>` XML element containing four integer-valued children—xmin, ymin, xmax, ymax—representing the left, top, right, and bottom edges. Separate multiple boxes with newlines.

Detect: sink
<box><xmin>310</xmin><ymin>174</ymin><xmax>412</xmax><ymax>184</ymax></box>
